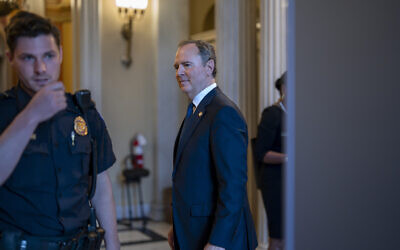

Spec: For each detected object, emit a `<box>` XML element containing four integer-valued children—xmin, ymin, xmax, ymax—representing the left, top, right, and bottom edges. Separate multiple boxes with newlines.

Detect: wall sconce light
<box><xmin>116</xmin><ymin>0</ymin><xmax>148</xmax><ymax>67</ymax></box>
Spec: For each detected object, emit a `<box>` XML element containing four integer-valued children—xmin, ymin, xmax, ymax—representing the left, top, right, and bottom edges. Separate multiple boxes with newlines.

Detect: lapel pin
<box><xmin>30</xmin><ymin>133</ymin><xmax>37</xmax><ymax>140</ymax></box>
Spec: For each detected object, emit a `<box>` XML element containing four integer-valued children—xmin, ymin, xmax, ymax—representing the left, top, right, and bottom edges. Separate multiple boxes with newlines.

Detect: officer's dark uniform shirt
<box><xmin>0</xmin><ymin>84</ymin><xmax>116</xmax><ymax>236</ymax></box>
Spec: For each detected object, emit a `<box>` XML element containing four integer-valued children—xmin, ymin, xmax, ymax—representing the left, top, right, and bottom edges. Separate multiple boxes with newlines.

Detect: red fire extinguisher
<box><xmin>131</xmin><ymin>134</ymin><xmax>146</xmax><ymax>169</ymax></box>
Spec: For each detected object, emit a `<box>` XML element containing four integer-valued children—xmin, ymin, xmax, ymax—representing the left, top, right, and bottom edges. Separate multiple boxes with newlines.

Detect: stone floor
<box><xmin>114</xmin><ymin>221</ymin><xmax>171</xmax><ymax>250</ymax></box>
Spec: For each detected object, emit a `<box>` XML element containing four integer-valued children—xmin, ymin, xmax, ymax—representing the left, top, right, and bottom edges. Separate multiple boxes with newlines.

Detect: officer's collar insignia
<box><xmin>74</xmin><ymin>116</ymin><xmax>88</xmax><ymax>136</ymax></box>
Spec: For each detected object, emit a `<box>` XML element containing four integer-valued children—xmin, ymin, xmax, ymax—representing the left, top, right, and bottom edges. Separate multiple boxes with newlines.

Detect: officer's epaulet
<box><xmin>88</xmin><ymin>99</ymin><xmax>96</xmax><ymax>110</ymax></box>
<box><xmin>67</xmin><ymin>93</ymin><xmax>96</xmax><ymax>112</ymax></box>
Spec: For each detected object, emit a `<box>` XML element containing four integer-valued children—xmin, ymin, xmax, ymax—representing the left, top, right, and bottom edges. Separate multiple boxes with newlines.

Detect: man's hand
<box><xmin>168</xmin><ymin>227</ymin><xmax>175</xmax><ymax>250</ymax></box>
<box><xmin>204</xmin><ymin>243</ymin><xmax>225</xmax><ymax>250</ymax></box>
<box><xmin>0</xmin><ymin>82</ymin><xmax>67</xmax><ymax>185</ymax></box>
<box><xmin>25</xmin><ymin>82</ymin><xmax>67</xmax><ymax>124</ymax></box>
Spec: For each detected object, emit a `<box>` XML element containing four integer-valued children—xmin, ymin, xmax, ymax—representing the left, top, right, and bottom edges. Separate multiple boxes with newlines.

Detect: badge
<box><xmin>74</xmin><ymin>116</ymin><xmax>88</xmax><ymax>136</ymax></box>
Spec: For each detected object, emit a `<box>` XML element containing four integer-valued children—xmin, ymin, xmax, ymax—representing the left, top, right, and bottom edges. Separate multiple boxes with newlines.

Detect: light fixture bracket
<box><xmin>116</xmin><ymin>0</ymin><xmax>148</xmax><ymax>68</ymax></box>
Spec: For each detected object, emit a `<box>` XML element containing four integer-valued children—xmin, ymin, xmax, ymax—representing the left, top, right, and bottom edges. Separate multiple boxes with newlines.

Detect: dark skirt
<box><xmin>260</xmin><ymin>165</ymin><xmax>283</xmax><ymax>239</ymax></box>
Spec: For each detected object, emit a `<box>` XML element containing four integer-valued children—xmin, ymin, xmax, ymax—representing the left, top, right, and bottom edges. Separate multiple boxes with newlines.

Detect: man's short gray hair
<box><xmin>178</xmin><ymin>40</ymin><xmax>217</xmax><ymax>78</ymax></box>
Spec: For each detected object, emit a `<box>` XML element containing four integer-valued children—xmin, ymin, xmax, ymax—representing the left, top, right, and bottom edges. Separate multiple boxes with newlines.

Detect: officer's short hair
<box><xmin>5</xmin><ymin>11</ymin><xmax>60</xmax><ymax>55</ymax></box>
<box><xmin>178</xmin><ymin>40</ymin><xmax>217</xmax><ymax>78</ymax></box>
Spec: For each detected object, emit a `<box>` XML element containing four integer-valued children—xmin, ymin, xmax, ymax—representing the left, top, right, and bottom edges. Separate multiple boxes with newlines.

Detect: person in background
<box><xmin>254</xmin><ymin>72</ymin><xmax>287</xmax><ymax>250</ymax></box>
<box><xmin>0</xmin><ymin>11</ymin><xmax>119</xmax><ymax>249</ymax></box>
<box><xmin>168</xmin><ymin>40</ymin><xmax>258</xmax><ymax>250</ymax></box>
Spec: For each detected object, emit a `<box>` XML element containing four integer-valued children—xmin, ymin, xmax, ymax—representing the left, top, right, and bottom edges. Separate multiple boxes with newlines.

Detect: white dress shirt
<box><xmin>192</xmin><ymin>83</ymin><xmax>217</xmax><ymax>112</ymax></box>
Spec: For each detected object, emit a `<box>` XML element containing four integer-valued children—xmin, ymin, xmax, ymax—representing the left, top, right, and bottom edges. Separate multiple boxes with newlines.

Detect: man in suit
<box><xmin>168</xmin><ymin>40</ymin><xmax>258</xmax><ymax>250</ymax></box>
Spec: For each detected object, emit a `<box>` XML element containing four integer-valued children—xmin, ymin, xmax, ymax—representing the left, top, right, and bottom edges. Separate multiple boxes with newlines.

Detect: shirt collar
<box><xmin>192</xmin><ymin>83</ymin><xmax>217</xmax><ymax>108</ymax></box>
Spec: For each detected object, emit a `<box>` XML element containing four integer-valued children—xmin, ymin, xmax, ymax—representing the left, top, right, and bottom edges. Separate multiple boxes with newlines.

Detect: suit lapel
<box><xmin>173</xmin><ymin>119</ymin><xmax>185</xmax><ymax>165</ymax></box>
<box><xmin>173</xmin><ymin>88</ymin><xmax>219</xmax><ymax>178</ymax></box>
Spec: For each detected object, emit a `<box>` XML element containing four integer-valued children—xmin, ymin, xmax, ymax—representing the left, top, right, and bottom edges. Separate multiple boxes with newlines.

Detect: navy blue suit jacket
<box><xmin>172</xmin><ymin>87</ymin><xmax>258</xmax><ymax>250</ymax></box>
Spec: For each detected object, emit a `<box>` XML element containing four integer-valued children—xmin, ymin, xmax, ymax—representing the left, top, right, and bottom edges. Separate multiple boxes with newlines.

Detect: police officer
<box><xmin>0</xmin><ymin>11</ymin><xmax>120</xmax><ymax>249</ymax></box>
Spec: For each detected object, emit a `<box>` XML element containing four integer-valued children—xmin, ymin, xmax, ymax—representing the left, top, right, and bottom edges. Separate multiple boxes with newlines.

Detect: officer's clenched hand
<box><xmin>25</xmin><ymin>82</ymin><xmax>67</xmax><ymax>123</ymax></box>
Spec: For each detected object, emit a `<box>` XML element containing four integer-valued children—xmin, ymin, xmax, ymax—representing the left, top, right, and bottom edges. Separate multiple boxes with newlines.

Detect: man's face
<box><xmin>174</xmin><ymin>44</ymin><xmax>211</xmax><ymax>99</ymax></box>
<box><xmin>8</xmin><ymin>34</ymin><xmax>62</xmax><ymax>93</ymax></box>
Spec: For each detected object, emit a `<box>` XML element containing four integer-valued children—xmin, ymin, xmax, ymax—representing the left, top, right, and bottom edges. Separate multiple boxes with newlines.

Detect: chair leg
<box><xmin>126</xmin><ymin>182</ymin><xmax>133</xmax><ymax>226</ymax></box>
<box><xmin>137</xmin><ymin>179</ymin><xmax>147</xmax><ymax>229</ymax></box>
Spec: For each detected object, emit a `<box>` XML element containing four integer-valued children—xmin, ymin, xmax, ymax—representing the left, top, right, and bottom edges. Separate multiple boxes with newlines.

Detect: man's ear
<box><xmin>206</xmin><ymin>59</ymin><xmax>215</xmax><ymax>76</ymax></box>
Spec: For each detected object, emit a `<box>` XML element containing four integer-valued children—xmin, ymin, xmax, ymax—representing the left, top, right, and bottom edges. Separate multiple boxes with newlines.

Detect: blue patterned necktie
<box><xmin>186</xmin><ymin>103</ymin><xmax>194</xmax><ymax>119</ymax></box>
